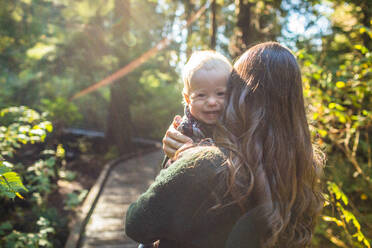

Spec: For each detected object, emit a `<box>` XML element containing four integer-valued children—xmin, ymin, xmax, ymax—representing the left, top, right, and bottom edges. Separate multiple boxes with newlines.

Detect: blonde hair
<box><xmin>182</xmin><ymin>50</ymin><xmax>232</xmax><ymax>95</ymax></box>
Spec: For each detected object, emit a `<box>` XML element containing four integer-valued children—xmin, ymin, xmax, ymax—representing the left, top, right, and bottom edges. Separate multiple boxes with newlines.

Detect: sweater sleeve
<box><xmin>125</xmin><ymin>146</ymin><xmax>226</xmax><ymax>244</ymax></box>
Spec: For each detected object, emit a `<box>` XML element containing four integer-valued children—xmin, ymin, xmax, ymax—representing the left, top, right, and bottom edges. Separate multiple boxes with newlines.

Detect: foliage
<box><xmin>132</xmin><ymin>67</ymin><xmax>183</xmax><ymax>138</ymax></box>
<box><xmin>0</xmin><ymin>161</ymin><xmax>27</xmax><ymax>199</ymax></box>
<box><xmin>322</xmin><ymin>182</ymin><xmax>371</xmax><ymax>248</ymax></box>
<box><xmin>39</xmin><ymin>97</ymin><xmax>83</xmax><ymax>130</ymax></box>
<box><xmin>0</xmin><ymin>106</ymin><xmax>69</xmax><ymax>247</ymax></box>
<box><xmin>1</xmin><ymin>217</ymin><xmax>55</xmax><ymax>248</ymax></box>
<box><xmin>0</xmin><ymin>0</ymin><xmax>65</xmax><ymax>109</ymax></box>
<box><xmin>64</xmin><ymin>189</ymin><xmax>88</xmax><ymax>210</ymax></box>
<box><xmin>0</xmin><ymin>106</ymin><xmax>52</xmax><ymax>157</ymax></box>
<box><xmin>0</xmin><ymin>106</ymin><xmax>53</xmax><ymax>200</ymax></box>
<box><xmin>298</xmin><ymin>2</ymin><xmax>371</xmax><ymax>245</ymax></box>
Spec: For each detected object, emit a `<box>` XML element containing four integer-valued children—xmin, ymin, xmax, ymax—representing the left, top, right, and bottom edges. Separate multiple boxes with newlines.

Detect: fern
<box><xmin>0</xmin><ymin>161</ymin><xmax>27</xmax><ymax>199</ymax></box>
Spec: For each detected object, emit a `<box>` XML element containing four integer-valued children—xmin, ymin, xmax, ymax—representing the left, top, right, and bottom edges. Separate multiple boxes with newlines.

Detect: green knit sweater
<box><xmin>125</xmin><ymin>146</ymin><xmax>247</xmax><ymax>248</ymax></box>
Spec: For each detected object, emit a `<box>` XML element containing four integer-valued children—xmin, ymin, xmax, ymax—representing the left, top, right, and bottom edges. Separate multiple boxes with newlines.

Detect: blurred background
<box><xmin>0</xmin><ymin>0</ymin><xmax>371</xmax><ymax>247</ymax></box>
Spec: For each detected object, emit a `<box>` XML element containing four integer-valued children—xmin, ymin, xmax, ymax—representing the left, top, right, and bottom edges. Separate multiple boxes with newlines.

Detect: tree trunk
<box><xmin>229</xmin><ymin>0</ymin><xmax>252</xmax><ymax>57</ymax></box>
<box><xmin>184</xmin><ymin>1</ymin><xmax>195</xmax><ymax>58</ymax></box>
<box><xmin>106</xmin><ymin>0</ymin><xmax>135</xmax><ymax>155</ymax></box>
<box><xmin>210</xmin><ymin>0</ymin><xmax>217</xmax><ymax>49</ymax></box>
<box><xmin>229</xmin><ymin>0</ymin><xmax>282</xmax><ymax>58</ymax></box>
<box><xmin>106</xmin><ymin>81</ymin><xmax>135</xmax><ymax>154</ymax></box>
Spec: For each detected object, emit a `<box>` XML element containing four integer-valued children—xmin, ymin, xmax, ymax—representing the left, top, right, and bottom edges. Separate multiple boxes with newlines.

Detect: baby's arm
<box><xmin>162</xmin><ymin>115</ymin><xmax>192</xmax><ymax>159</ymax></box>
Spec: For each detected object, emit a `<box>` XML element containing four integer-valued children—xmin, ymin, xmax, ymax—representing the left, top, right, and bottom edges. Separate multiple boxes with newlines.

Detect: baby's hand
<box><xmin>162</xmin><ymin>115</ymin><xmax>192</xmax><ymax>158</ymax></box>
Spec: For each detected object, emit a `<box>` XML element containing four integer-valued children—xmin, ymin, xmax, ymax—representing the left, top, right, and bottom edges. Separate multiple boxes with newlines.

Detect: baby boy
<box><xmin>161</xmin><ymin>50</ymin><xmax>232</xmax><ymax>168</ymax></box>
<box><xmin>178</xmin><ymin>50</ymin><xmax>232</xmax><ymax>141</ymax></box>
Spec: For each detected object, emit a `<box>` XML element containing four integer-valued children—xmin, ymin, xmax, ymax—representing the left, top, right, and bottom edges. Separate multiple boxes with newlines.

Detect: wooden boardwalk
<box><xmin>79</xmin><ymin>149</ymin><xmax>163</xmax><ymax>248</ymax></box>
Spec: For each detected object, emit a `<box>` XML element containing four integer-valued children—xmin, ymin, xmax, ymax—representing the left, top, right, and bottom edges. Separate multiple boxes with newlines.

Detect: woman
<box><xmin>125</xmin><ymin>42</ymin><xmax>324</xmax><ymax>248</ymax></box>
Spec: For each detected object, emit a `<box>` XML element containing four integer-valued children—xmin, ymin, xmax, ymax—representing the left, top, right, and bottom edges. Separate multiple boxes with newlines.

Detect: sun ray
<box><xmin>70</xmin><ymin>2</ymin><xmax>208</xmax><ymax>100</ymax></box>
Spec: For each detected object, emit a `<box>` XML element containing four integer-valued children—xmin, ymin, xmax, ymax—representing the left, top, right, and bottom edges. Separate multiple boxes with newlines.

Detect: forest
<box><xmin>0</xmin><ymin>0</ymin><xmax>371</xmax><ymax>247</ymax></box>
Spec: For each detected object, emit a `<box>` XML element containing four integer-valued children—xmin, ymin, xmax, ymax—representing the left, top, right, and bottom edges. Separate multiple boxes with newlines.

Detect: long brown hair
<box><xmin>214</xmin><ymin>42</ymin><xmax>324</xmax><ymax>247</ymax></box>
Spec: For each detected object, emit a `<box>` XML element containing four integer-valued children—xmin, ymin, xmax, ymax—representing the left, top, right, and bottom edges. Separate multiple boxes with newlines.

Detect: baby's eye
<box><xmin>196</xmin><ymin>93</ymin><xmax>206</xmax><ymax>98</ymax></box>
<box><xmin>217</xmin><ymin>91</ymin><xmax>225</xmax><ymax>97</ymax></box>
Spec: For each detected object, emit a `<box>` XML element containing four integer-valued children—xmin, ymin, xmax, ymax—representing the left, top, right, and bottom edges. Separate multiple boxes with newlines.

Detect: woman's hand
<box><xmin>162</xmin><ymin>115</ymin><xmax>192</xmax><ymax>158</ymax></box>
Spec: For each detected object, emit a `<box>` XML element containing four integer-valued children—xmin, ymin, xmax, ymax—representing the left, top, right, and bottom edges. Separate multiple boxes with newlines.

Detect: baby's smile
<box><xmin>203</xmin><ymin>110</ymin><xmax>220</xmax><ymax>118</ymax></box>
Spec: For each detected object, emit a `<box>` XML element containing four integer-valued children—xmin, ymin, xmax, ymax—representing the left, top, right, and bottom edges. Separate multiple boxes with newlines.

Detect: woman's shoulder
<box><xmin>175</xmin><ymin>145</ymin><xmax>228</xmax><ymax>172</ymax></box>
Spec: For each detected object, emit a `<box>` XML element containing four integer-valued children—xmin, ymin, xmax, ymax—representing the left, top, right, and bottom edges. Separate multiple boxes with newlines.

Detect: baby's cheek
<box><xmin>188</xmin><ymin>103</ymin><xmax>200</xmax><ymax>116</ymax></box>
<box><xmin>220</xmin><ymin>99</ymin><xmax>226</xmax><ymax>108</ymax></box>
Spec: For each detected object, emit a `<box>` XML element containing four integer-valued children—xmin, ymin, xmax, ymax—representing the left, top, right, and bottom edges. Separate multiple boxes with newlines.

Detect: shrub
<box><xmin>0</xmin><ymin>106</ymin><xmax>68</xmax><ymax>247</ymax></box>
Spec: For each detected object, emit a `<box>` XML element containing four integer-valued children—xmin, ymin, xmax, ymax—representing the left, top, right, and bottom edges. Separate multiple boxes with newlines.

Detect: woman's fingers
<box><xmin>172</xmin><ymin>115</ymin><xmax>182</xmax><ymax>129</ymax></box>
<box><xmin>162</xmin><ymin>129</ymin><xmax>186</xmax><ymax>158</ymax></box>
<box><xmin>162</xmin><ymin>135</ymin><xmax>177</xmax><ymax>158</ymax></box>
<box><xmin>171</xmin><ymin>129</ymin><xmax>192</xmax><ymax>144</ymax></box>
<box><xmin>163</xmin><ymin>143</ymin><xmax>177</xmax><ymax>159</ymax></box>
<box><xmin>162</xmin><ymin>116</ymin><xmax>192</xmax><ymax>158</ymax></box>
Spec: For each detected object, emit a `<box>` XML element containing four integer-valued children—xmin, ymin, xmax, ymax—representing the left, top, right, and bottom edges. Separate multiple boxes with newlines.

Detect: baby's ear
<box><xmin>183</xmin><ymin>92</ymin><xmax>191</xmax><ymax>104</ymax></box>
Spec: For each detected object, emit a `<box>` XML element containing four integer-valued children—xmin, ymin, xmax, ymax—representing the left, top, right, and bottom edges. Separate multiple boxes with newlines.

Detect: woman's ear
<box><xmin>183</xmin><ymin>92</ymin><xmax>191</xmax><ymax>104</ymax></box>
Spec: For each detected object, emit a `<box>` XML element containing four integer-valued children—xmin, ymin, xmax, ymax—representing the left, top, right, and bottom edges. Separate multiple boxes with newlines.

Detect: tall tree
<box><xmin>183</xmin><ymin>0</ymin><xmax>195</xmax><ymax>58</ymax></box>
<box><xmin>229</xmin><ymin>0</ymin><xmax>283</xmax><ymax>57</ymax></box>
<box><xmin>210</xmin><ymin>0</ymin><xmax>217</xmax><ymax>49</ymax></box>
<box><xmin>106</xmin><ymin>0</ymin><xmax>135</xmax><ymax>154</ymax></box>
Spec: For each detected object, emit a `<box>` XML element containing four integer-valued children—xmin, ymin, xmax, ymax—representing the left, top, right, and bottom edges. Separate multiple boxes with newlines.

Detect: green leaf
<box><xmin>335</xmin><ymin>104</ymin><xmax>346</xmax><ymax>111</ymax></box>
<box><xmin>0</xmin><ymin>221</ymin><xmax>12</xmax><ymax>231</ymax></box>
<box><xmin>322</xmin><ymin>215</ymin><xmax>344</xmax><ymax>226</ymax></box>
<box><xmin>328</xmin><ymin>103</ymin><xmax>336</xmax><ymax>109</ymax></box>
<box><xmin>56</xmin><ymin>144</ymin><xmax>65</xmax><ymax>158</ymax></box>
<box><xmin>0</xmin><ymin>171</ymin><xmax>28</xmax><ymax>199</ymax></box>
<box><xmin>0</xmin><ymin>162</ymin><xmax>12</xmax><ymax>174</ymax></box>
<box><xmin>354</xmin><ymin>44</ymin><xmax>368</xmax><ymax>54</ymax></box>
<box><xmin>327</xmin><ymin>182</ymin><xmax>348</xmax><ymax>205</ymax></box>
<box><xmin>45</xmin><ymin>157</ymin><xmax>56</xmax><ymax>167</ymax></box>
<box><xmin>30</xmin><ymin>128</ymin><xmax>45</xmax><ymax>136</ymax></box>
<box><xmin>26</xmin><ymin>42</ymin><xmax>55</xmax><ymax>60</ymax></box>
<box><xmin>336</xmin><ymin>81</ymin><xmax>345</xmax><ymax>88</ymax></box>
<box><xmin>318</xmin><ymin>129</ymin><xmax>327</xmax><ymax>137</ymax></box>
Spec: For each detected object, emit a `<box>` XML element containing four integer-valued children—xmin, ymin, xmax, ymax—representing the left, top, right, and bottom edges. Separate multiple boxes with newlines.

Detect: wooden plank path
<box><xmin>79</xmin><ymin>149</ymin><xmax>163</xmax><ymax>248</ymax></box>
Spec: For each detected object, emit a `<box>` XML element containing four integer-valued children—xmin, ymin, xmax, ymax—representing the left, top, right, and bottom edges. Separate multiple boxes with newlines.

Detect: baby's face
<box><xmin>184</xmin><ymin>70</ymin><xmax>227</xmax><ymax>124</ymax></box>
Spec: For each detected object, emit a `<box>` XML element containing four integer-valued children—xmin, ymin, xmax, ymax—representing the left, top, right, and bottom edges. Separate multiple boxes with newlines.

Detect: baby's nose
<box><xmin>207</xmin><ymin>97</ymin><xmax>217</xmax><ymax>105</ymax></box>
